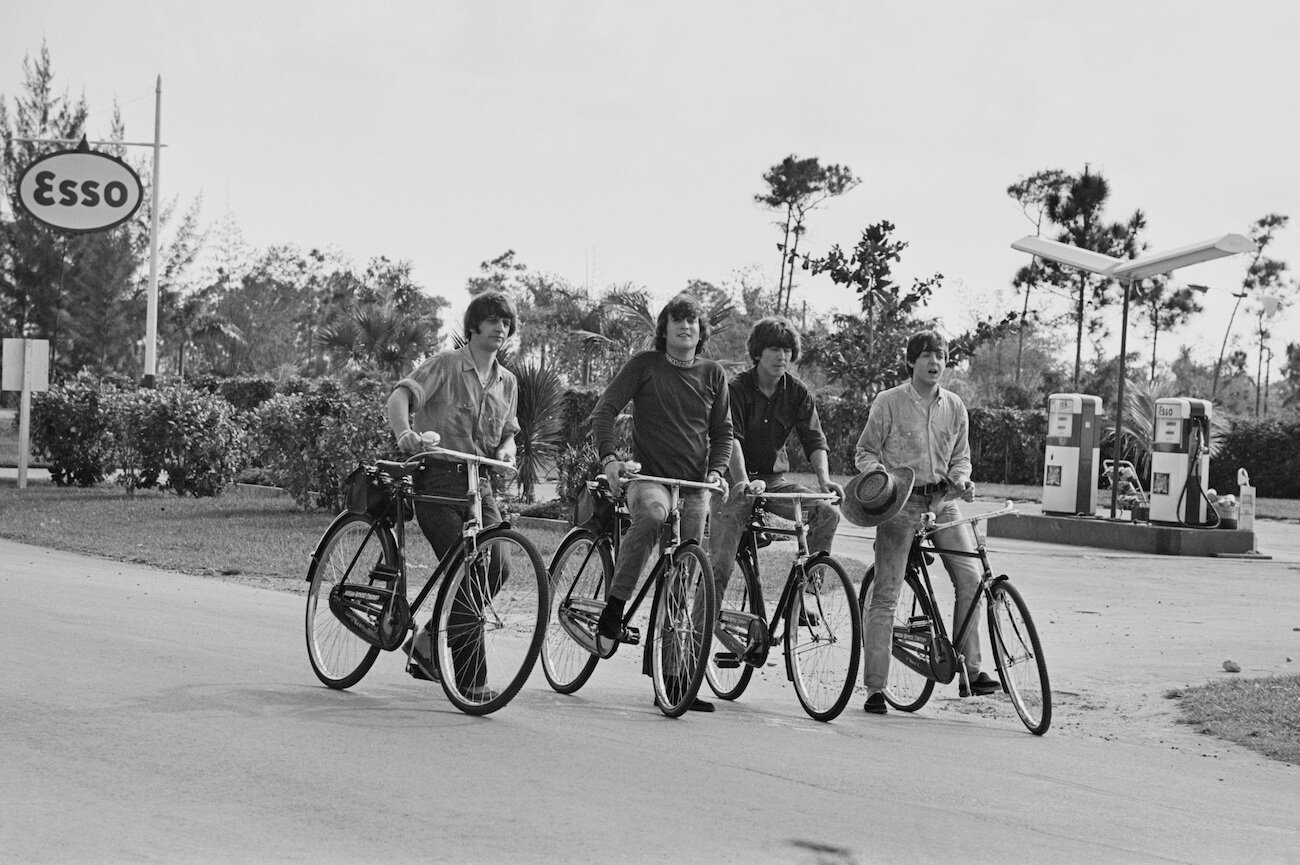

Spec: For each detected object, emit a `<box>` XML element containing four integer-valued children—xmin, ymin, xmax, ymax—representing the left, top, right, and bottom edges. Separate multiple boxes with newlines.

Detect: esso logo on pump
<box><xmin>1156</xmin><ymin>404</ymin><xmax>1178</xmax><ymax>419</ymax></box>
<box><xmin>17</xmin><ymin>147</ymin><xmax>144</xmax><ymax>234</ymax></box>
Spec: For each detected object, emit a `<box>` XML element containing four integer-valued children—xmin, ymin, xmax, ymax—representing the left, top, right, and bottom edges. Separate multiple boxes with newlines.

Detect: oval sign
<box><xmin>16</xmin><ymin>147</ymin><xmax>145</xmax><ymax>233</ymax></box>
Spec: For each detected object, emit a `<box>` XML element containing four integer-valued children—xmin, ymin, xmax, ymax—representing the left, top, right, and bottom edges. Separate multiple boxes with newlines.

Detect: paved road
<box><xmin>3</xmin><ymin>514</ymin><xmax>1300</xmax><ymax>865</ymax></box>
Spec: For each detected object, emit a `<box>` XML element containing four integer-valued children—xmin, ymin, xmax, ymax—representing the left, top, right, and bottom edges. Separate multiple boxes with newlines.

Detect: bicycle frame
<box><xmin>715</xmin><ymin>491</ymin><xmax>839</xmax><ymax>663</ymax></box>
<box><xmin>557</xmin><ymin>470</ymin><xmax>723</xmax><ymax>656</ymax></box>
<box><xmin>338</xmin><ymin>446</ymin><xmax>515</xmax><ymax>623</ymax></box>
<box><xmin>905</xmin><ymin>501</ymin><xmax>1017</xmax><ymax>684</ymax></box>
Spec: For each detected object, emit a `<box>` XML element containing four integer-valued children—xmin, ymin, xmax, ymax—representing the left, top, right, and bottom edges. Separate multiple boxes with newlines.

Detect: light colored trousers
<box><xmin>607</xmin><ymin>481</ymin><xmax>711</xmax><ymax>602</ymax></box>
<box><xmin>863</xmin><ymin>493</ymin><xmax>983</xmax><ymax>690</ymax></box>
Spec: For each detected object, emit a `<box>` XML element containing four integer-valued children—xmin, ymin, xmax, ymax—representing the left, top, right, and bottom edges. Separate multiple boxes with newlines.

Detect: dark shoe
<box><xmin>403</xmin><ymin>631</ymin><xmax>441</xmax><ymax>683</ymax></box>
<box><xmin>863</xmin><ymin>692</ymin><xmax>888</xmax><ymax>714</ymax></box>
<box><xmin>463</xmin><ymin>683</ymin><xmax>500</xmax><ymax>703</ymax></box>
<box><xmin>597</xmin><ymin>597</ymin><xmax>625</xmax><ymax>640</ymax></box>
<box><xmin>655</xmin><ymin>692</ymin><xmax>716</xmax><ymax>713</ymax></box>
<box><xmin>969</xmin><ymin>671</ymin><xmax>1001</xmax><ymax>696</ymax></box>
<box><xmin>654</xmin><ymin>676</ymin><xmax>715</xmax><ymax>712</ymax></box>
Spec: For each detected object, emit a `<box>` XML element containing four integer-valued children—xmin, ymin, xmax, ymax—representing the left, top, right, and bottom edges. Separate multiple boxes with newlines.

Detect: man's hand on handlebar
<box><xmin>398</xmin><ymin>429</ymin><xmax>440</xmax><ymax>455</ymax></box>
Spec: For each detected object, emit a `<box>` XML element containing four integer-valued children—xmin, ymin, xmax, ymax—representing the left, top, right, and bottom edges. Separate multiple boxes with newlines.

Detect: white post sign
<box><xmin>2</xmin><ymin>338</ymin><xmax>50</xmax><ymax>489</ymax></box>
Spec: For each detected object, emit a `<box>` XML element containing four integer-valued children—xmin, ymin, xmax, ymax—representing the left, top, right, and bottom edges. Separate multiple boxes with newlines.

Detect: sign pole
<box><xmin>17</xmin><ymin>341</ymin><xmax>35</xmax><ymax>489</ymax></box>
<box><xmin>144</xmin><ymin>75</ymin><xmax>162</xmax><ymax>387</ymax></box>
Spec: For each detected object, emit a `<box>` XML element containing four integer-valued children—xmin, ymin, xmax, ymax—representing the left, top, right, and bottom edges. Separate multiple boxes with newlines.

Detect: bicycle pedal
<box><xmin>713</xmin><ymin>652</ymin><xmax>740</xmax><ymax>669</ymax></box>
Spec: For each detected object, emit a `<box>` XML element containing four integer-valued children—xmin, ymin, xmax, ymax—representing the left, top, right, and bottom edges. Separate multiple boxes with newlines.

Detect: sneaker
<box><xmin>969</xmin><ymin>671</ymin><xmax>1001</xmax><ymax>696</ymax></box>
<box><xmin>863</xmin><ymin>692</ymin><xmax>888</xmax><ymax>714</ymax></box>
<box><xmin>403</xmin><ymin>631</ymin><xmax>441</xmax><ymax>683</ymax></box>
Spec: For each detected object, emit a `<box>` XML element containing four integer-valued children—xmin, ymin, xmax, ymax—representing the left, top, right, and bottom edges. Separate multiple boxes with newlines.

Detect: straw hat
<box><xmin>842</xmin><ymin>466</ymin><xmax>915</xmax><ymax>528</ymax></box>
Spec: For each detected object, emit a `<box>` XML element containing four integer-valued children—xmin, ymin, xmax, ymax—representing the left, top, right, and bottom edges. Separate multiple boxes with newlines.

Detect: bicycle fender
<box><xmin>307</xmin><ymin>513</ymin><xmax>396</xmax><ymax>581</ymax></box>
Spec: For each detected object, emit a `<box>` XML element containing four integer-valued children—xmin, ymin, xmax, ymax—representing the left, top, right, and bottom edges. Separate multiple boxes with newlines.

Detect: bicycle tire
<box><xmin>786</xmin><ymin>554</ymin><xmax>861</xmax><ymax>721</ymax></box>
<box><xmin>987</xmin><ymin>579</ymin><xmax>1052</xmax><ymax>735</ymax></box>
<box><xmin>649</xmin><ymin>543</ymin><xmax>716</xmax><ymax>717</ymax></box>
<box><xmin>705</xmin><ymin>552</ymin><xmax>760</xmax><ymax>701</ymax></box>
<box><xmin>860</xmin><ymin>565</ymin><xmax>936</xmax><ymax>712</ymax></box>
<box><xmin>541</xmin><ymin>528</ymin><xmax>608</xmax><ymax>694</ymax></box>
<box><xmin>432</xmin><ymin>527</ymin><xmax>548</xmax><ymax>715</ymax></box>
<box><xmin>304</xmin><ymin>512</ymin><xmax>395</xmax><ymax>689</ymax></box>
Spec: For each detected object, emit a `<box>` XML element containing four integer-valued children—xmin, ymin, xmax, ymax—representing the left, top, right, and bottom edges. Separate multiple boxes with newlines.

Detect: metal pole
<box><xmin>1110</xmin><ymin>278</ymin><xmax>1133</xmax><ymax>520</ymax></box>
<box><xmin>144</xmin><ymin>75</ymin><xmax>162</xmax><ymax>387</ymax></box>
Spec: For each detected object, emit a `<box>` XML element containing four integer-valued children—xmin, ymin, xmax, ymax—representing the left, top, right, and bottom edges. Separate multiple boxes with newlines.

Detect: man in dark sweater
<box><xmin>708</xmin><ymin>317</ymin><xmax>844</xmax><ymax>595</ymax></box>
<box><xmin>589</xmin><ymin>293</ymin><xmax>732</xmax><ymax>711</ymax></box>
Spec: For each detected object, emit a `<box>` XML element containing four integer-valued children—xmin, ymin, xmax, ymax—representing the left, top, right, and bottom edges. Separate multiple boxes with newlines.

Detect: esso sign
<box><xmin>17</xmin><ymin>147</ymin><xmax>144</xmax><ymax>233</ymax></box>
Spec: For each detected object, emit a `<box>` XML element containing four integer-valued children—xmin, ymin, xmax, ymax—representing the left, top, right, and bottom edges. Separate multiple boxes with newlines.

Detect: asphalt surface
<box><xmin>3</xmin><ymin>504</ymin><xmax>1300</xmax><ymax>864</ymax></box>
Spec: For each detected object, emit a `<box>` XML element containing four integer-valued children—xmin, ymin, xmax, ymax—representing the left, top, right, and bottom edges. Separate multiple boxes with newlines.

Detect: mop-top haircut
<box><xmin>747</xmin><ymin>316</ymin><xmax>801</xmax><ymax>364</ymax></box>
<box><xmin>653</xmin><ymin>293</ymin><xmax>710</xmax><ymax>354</ymax></box>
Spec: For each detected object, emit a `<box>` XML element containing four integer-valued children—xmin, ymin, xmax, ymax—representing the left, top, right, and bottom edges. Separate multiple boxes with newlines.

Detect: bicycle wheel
<box><xmin>786</xmin><ymin>555</ymin><xmax>861</xmax><ymax>721</ymax></box>
<box><xmin>432</xmin><ymin>527</ymin><xmax>548</xmax><ymax>715</ymax></box>
<box><xmin>987</xmin><ymin>579</ymin><xmax>1052</xmax><ymax>735</ymax></box>
<box><xmin>305</xmin><ymin>513</ymin><xmax>395</xmax><ymax>689</ymax></box>
<box><xmin>542</xmin><ymin>529</ymin><xmax>608</xmax><ymax>694</ymax></box>
<box><xmin>860</xmin><ymin>566</ymin><xmax>936</xmax><ymax>712</ymax></box>
<box><xmin>649</xmin><ymin>543</ymin><xmax>716</xmax><ymax>718</ymax></box>
<box><xmin>705</xmin><ymin>552</ymin><xmax>760</xmax><ymax>701</ymax></box>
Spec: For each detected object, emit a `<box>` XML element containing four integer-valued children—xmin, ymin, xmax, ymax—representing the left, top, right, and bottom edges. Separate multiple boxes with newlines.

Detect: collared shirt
<box><xmin>854</xmin><ymin>382</ymin><xmax>971</xmax><ymax>487</ymax></box>
<box><xmin>394</xmin><ymin>345</ymin><xmax>520</xmax><ymax>457</ymax></box>
<box><xmin>729</xmin><ymin>367</ymin><xmax>829</xmax><ymax>477</ymax></box>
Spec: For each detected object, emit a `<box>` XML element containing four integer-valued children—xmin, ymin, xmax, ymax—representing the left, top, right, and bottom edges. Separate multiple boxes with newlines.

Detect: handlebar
<box><xmin>404</xmin><ymin>446</ymin><xmax>516</xmax><ymax>472</ymax></box>
<box><xmin>625</xmin><ymin>470</ymin><xmax>726</xmax><ymax>494</ymax></box>
<box><xmin>920</xmin><ymin>500</ymin><xmax>1018</xmax><ymax>537</ymax></box>
<box><xmin>758</xmin><ymin>491</ymin><xmax>839</xmax><ymax>503</ymax></box>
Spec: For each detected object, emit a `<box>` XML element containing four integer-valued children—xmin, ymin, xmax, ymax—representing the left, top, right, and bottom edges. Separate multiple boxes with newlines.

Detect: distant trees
<box><xmin>755</xmin><ymin>155</ymin><xmax>859</xmax><ymax>318</ymax></box>
<box><xmin>2</xmin><ymin>42</ymin><xmax>205</xmax><ymax>379</ymax></box>
<box><xmin>801</xmin><ymin>220</ymin><xmax>1017</xmax><ymax>401</ymax></box>
<box><xmin>1019</xmin><ymin>166</ymin><xmax>1146</xmax><ymax>389</ymax></box>
<box><xmin>1212</xmin><ymin>214</ymin><xmax>1291</xmax><ymax>406</ymax></box>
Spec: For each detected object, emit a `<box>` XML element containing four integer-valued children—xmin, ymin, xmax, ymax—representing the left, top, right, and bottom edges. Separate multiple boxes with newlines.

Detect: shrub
<box><xmin>217</xmin><ymin>376</ymin><xmax>278</xmax><ymax>412</ymax></box>
<box><xmin>1210</xmin><ymin>416</ymin><xmax>1300</xmax><ymax>499</ymax></box>
<box><xmin>140</xmin><ymin>386</ymin><xmax>248</xmax><ymax>497</ymax></box>
<box><xmin>30</xmin><ymin>371</ymin><xmax>115</xmax><ymax>487</ymax></box>
<box><xmin>249</xmin><ymin>379</ymin><xmax>392</xmax><ymax>510</ymax></box>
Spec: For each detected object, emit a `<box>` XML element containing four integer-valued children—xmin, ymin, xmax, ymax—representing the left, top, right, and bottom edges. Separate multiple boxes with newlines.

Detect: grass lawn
<box><xmin>1167</xmin><ymin>678</ymin><xmax>1300</xmax><ymax>765</ymax></box>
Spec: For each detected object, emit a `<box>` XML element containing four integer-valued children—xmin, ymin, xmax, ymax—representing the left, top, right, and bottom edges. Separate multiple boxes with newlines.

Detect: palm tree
<box><xmin>507</xmin><ymin>360</ymin><xmax>566</xmax><ymax>502</ymax></box>
<box><xmin>317</xmin><ymin>303</ymin><xmax>436</xmax><ymax>378</ymax></box>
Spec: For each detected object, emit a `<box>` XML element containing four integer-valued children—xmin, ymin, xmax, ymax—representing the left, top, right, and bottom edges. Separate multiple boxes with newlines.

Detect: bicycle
<box><xmin>858</xmin><ymin>501</ymin><xmax>1052</xmax><ymax>735</ymax></box>
<box><xmin>541</xmin><ymin>466</ymin><xmax>723</xmax><ymax>717</ymax></box>
<box><xmin>705</xmin><ymin>489</ymin><xmax>862</xmax><ymax>721</ymax></box>
<box><xmin>304</xmin><ymin>445</ymin><xmax>548</xmax><ymax>715</ymax></box>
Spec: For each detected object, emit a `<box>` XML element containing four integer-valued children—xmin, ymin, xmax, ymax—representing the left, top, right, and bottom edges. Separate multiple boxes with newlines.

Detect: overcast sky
<box><xmin>6</xmin><ymin>1</ymin><xmax>1299</xmax><ymax>381</ymax></box>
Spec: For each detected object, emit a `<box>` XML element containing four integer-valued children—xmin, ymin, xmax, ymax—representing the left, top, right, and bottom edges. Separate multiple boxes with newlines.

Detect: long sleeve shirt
<box><xmin>590</xmin><ymin>350</ymin><xmax>732</xmax><ymax>481</ymax></box>
<box><xmin>728</xmin><ymin>368</ymin><xmax>829</xmax><ymax>477</ymax></box>
<box><xmin>854</xmin><ymin>382</ymin><xmax>971</xmax><ymax>487</ymax></box>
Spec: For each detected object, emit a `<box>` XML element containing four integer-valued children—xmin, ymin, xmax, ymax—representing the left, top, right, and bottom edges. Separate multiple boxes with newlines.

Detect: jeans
<box><xmin>412</xmin><ymin>462</ymin><xmax>506</xmax><ymax>690</ymax></box>
<box><xmin>862</xmin><ymin>493</ymin><xmax>983</xmax><ymax>691</ymax></box>
<box><xmin>607</xmin><ymin>482</ymin><xmax>710</xmax><ymax>602</ymax></box>
<box><xmin>708</xmin><ymin>474</ymin><xmax>841</xmax><ymax>595</ymax></box>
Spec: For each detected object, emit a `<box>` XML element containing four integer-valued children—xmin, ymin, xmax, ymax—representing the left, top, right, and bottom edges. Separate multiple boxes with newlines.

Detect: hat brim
<box><xmin>842</xmin><ymin>466</ymin><xmax>915</xmax><ymax>528</ymax></box>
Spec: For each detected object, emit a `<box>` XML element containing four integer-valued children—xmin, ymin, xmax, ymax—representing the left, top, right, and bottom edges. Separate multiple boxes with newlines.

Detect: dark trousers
<box><xmin>413</xmin><ymin>461</ymin><xmax>508</xmax><ymax>690</ymax></box>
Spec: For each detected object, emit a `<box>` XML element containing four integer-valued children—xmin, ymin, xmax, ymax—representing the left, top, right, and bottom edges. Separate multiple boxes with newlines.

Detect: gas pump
<box><xmin>1042</xmin><ymin>393</ymin><xmax>1102</xmax><ymax>515</ymax></box>
<box><xmin>1149</xmin><ymin>397</ymin><xmax>1218</xmax><ymax>527</ymax></box>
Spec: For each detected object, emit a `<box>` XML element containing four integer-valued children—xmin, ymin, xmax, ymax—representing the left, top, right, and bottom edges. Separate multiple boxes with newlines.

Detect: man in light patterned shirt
<box><xmin>854</xmin><ymin>330</ymin><xmax>999</xmax><ymax>715</ymax></box>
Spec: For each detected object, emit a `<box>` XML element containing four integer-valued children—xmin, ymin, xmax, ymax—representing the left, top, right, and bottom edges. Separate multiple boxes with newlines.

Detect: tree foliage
<box><xmin>1</xmin><ymin>42</ymin><xmax>205</xmax><ymax>379</ymax></box>
<box><xmin>755</xmin><ymin>154</ymin><xmax>859</xmax><ymax>318</ymax></box>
